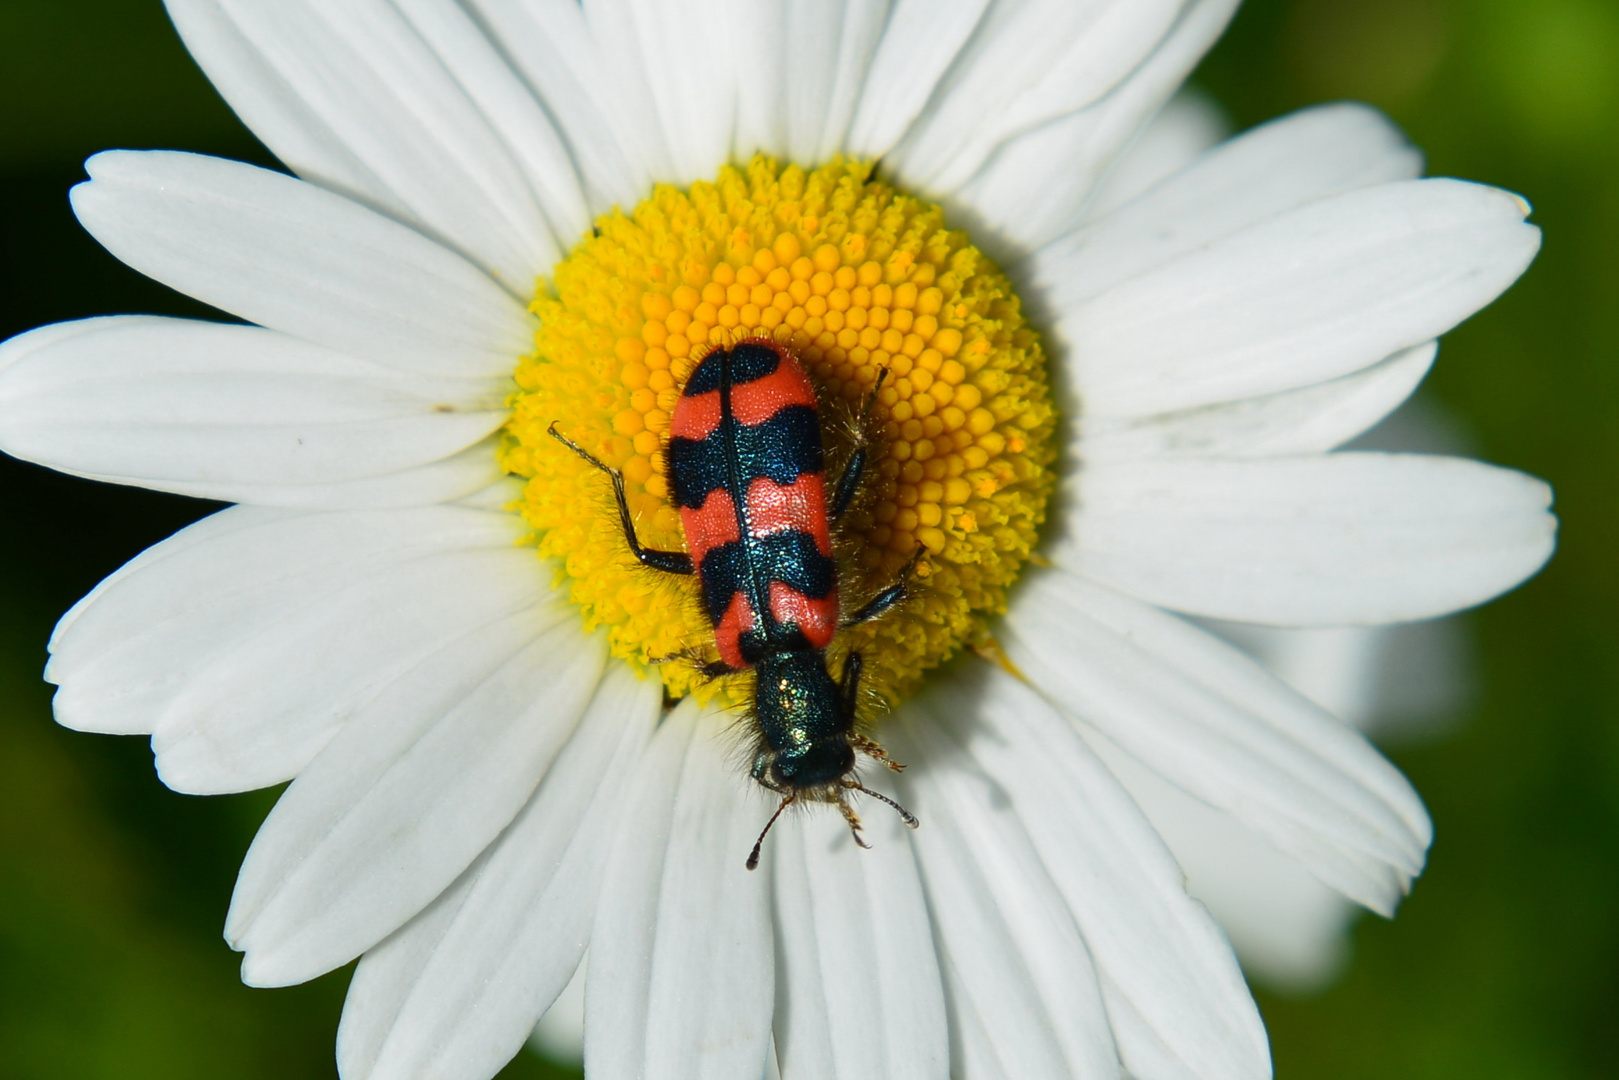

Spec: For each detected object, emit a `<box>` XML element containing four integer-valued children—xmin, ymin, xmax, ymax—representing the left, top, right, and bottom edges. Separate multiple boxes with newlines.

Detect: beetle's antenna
<box><xmin>746</xmin><ymin>794</ymin><xmax>796</xmax><ymax>871</ymax></box>
<box><xmin>843</xmin><ymin>781</ymin><xmax>920</xmax><ymax>830</ymax></box>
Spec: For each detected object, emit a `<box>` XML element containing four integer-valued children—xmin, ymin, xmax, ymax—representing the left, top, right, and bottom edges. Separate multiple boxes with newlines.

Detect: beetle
<box><xmin>550</xmin><ymin>337</ymin><xmax>918</xmax><ymax>868</ymax></box>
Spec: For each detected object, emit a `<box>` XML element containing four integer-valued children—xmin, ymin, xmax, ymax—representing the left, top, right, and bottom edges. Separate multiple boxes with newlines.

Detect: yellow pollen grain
<box><xmin>501</xmin><ymin>156</ymin><xmax>1055</xmax><ymax>707</ymax></box>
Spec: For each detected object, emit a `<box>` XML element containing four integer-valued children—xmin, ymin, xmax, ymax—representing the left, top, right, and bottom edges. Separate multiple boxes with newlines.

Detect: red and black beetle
<box><xmin>551</xmin><ymin>337</ymin><xmax>917</xmax><ymax>868</ymax></box>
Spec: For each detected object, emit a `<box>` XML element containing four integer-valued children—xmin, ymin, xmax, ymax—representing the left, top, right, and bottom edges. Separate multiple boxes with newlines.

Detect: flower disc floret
<box><xmin>502</xmin><ymin>157</ymin><xmax>1055</xmax><ymax>705</ymax></box>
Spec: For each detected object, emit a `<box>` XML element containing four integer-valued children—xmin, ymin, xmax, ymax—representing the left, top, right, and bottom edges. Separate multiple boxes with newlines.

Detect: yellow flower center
<box><xmin>501</xmin><ymin>157</ymin><xmax>1054</xmax><ymax>708</ymax></box>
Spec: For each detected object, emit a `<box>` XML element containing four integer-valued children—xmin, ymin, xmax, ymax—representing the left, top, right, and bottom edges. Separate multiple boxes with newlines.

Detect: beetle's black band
<box><xmin>667</xmin><ymin>405</ymin><xmax>824</xmax><ymax>509</ymax></box>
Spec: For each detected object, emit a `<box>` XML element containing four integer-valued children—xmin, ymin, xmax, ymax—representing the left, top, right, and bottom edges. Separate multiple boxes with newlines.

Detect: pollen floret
<box><xmin>502</xmin><ymin>157</ymin><xmax>1055</xmax><ymax>705</ymax></box>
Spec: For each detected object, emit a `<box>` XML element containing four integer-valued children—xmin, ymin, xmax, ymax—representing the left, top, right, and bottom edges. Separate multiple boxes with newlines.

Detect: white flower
<box><xmin>0</xmin><ymin>4</ymin><xmax>1554</xmax><ymax>1080</ymax></box>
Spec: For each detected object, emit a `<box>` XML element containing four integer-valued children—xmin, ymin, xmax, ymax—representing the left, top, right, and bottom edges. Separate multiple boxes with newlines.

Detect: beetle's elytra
<box><xmin>550</xmin><ymin>338</ymin><xmax>918</xmax><ymax>868</ymax></box>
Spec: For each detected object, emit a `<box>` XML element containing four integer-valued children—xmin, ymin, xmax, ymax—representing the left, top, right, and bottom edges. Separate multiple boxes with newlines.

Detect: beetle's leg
<box><xmin>844</xmin><ymin>549</ymin><xmax>923</xmax><ymax>627</ymax></box>
<box><xmin>852</xmin><ymin>732</ymin><xmax>907</xmax><ymax>773</ymax></box>
<box><xmin>837</xmin><ymin>797</ymin><xmax>872</xmax><ymax>850</ymax></box>
<box><xmin>699</xmin><ymin>659</ymin><xmax>738</xmax><ymax>680</ymax></box>
<box><xmin>549</xmin><ymin>422</ymin><xmax>692</xmax><ymax>574</ymax></box>
<box><xmin>835</xmin><ymin>443</ymin><xmax>874</xmax><ymax>518</ymax></box>
<box><xmin>839</xmin><ymin>651</ymin><xmax>864</xmax><ymax>717</ymax></box>
<box><xmin>830</xmin><ymin>369</ymin><xmax>890</xmax><ymax>521</ymax></box>
<box><xmin>646</xmin><ymin>647</ymin><xmax>733</xmax><ymax>682</ymax></box>
<box><xmin>841</xmin><ymin>655</ymin><xmax>909</xmax><ymax>771</ymax></box>
<box><xmin>845</xmin><ymin>578</ymin><xmax>905</xmax><ymax>626</ymax></box>
<box><xmin>830</xmin><ymin>446</ymin><xmax>867</xmax><ymax>521</ymax></box>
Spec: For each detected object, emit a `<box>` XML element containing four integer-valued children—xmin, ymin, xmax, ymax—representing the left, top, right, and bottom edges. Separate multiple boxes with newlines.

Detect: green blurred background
<box><xmin>1</xmin><ymin>1</ymin><xmax>1614</xmax><ymax>1077</ymax></box>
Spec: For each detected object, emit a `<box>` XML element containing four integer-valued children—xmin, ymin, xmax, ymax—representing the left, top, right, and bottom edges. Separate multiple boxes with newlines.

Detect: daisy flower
<box><xmin>0</xmin><ymin>3</ymin><xmax>1555</xmax><ymax>1080</ymax></box>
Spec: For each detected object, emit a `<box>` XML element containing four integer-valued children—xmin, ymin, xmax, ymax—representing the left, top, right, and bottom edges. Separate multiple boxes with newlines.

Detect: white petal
<box><xmin>25</xmin><ymin>437</ymin><xmax>503</xmax><ymax>512</ymax></box>
<box><xmin>529</xmin><ymin>958</ymin><xmax>588</xmax><ymax>1068</ymax></box>
<box><xmin>147</xmin><ymin>546</ymin><xmax>550</xmax><ymax>796</ymax></box>
<box><xmin>1361</xmin><ymin>618</ymin><xmax>1476</xmax><ymax>738</ymax></box>
<box><xmin>1208</xmin><ymin>610</ymin><xmax>1474</xmax><ymax>747</ymax></box>
<box><xmin>165</xmin><ymin>0</ymin><xmax>586</xmax><ymax>283</ymax></box>
<box><xmin>1059</xmin><ymin>454</ymin><xmax>1557</xmax><ymax>625</ymax></box>
<box><xmin>1077</xmin><ymin>342</ymin><xmax>1436</xmax><ymax>462</ymax></box>
<box><xmin>0</xmin><ymin>318</ymin><xmax>505</xmax><ymax>502</ymax></box>
<box><xmin>586</xmin><ymin>701</ymin><xmax>775</xmax><ymax>1080</ymax></box>
<box><xmin>1102</xmin><ymin>746</ymin><xmax>1355</xmax><ymax>992</ymax></box>
<box><xmin>452</xmin><ymin>476</ymin><xmax>527</xmax><ymax>512</ymax></box>
<box><xmin>458</xmin><ymin>0</ymin><xmax>651</xmax><ymax>210</ymax></box>
<box><xmin>387</xmin><ymin>0</ymin><xmax>593</xmax><ymax>243</ymax></box>
<box><xmin>726</xmin><ymin>3</ymin><xmax>786</xmax><ymax>159</ymax></box>
<box><xmin>1035</xmin><ymin>101</ymin><xmax>1426</xmax><ymax>307</ymax></box>
<box><xmin>47</xmin><ymin>503</ymin><xmax>277</xmax><ymax>672</ymax></box>
<box><xmin>339</xmin><ymin>664</ymin><xmax>660</xmax><ymax>1080</ymax></box>
<box><xmin>791</xmin><ymin>0</ymin><xmax>895</xmax><ymax>165</ymax></box>
<box><xmin>1079</xmin><ymin>88</ymin><xmax>1228</xmax><ymax>223</ymax></box>
<box><xmin>47</xmin><ymin>503</ymin><xmax>527</xmax><ymax>740</ymax></box>
<box><xmin>1002</xmin><ymin>569</ymin><xmax>1432</xmax><ymax>911</ymax></box>
<box><xmin>581</xmin><ymin>0</ymin><xmax>741</xmax><ymax>185</ymax></box>
<box><xmin>911</xmin><ymin>663</ymin><xmax>1269</xmax><ymax>1080</ymax></box>
<box><xmin>48</xmin><ymin>503</ymin><xmax>545</xmax><ymax>794</ymax></box>
<box><xmin>881</xmin><ymin>0</ymin><xmax>1185</xmax><ymax>196</ymax></box>
<box><xmin>734</xmin><ymin>0</ymin><xmax>895</xmax><ymax>166</ymax></box>
<box><xmin>1046</xmin><ymin>179</ymin><xmax>1539</xmax><ymax>418</ymax></box>
<box><xmin>199</xmin><ymin>437</ymin><xmax>505</xmax><ymax>510</ymax></box>
<box><xmin>71</xmin><ymin>151</ymin><xmax>534</xmax><ymax>379</ymax></box>
<box><xmin>950</xmin><ymin>1005</ymin><xmax>1011</xmax><ymax>1080</ymax></box>
<box><xmin>336</xmin><ymin>871</ymin><xmax>474</xmax><ymax>1080</ymax></box>
<box><xmin>1207</xmin><ymin>621</ymin><xmax>1389</xmax><ymax>729</ymax></box>
<box><xmin>952</xmin><ymin>0</ymin><xmax>1238</xmax><ymax>255</ymax></box>
<box><xmin>228</xmin><ymin>607</ymin><xmax>604</xmax><ymax>987</ymax></box>
<box><xmin>888</xmin><ymin>711</ymin><xmax>1120</xmax><ymax>1080</ymax></box>
<box><xmin>770</xmin><ymin>805</ymin><xmax>948</xmax><ymax>1080</ymax></box>
<box><xmin>844</xmin><ymin>0</ymin><xmax>991</xmax><ymax>159</ymax></box>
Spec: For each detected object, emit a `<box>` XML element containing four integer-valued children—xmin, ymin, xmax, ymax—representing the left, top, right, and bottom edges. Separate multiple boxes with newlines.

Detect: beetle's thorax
<box><xmin>754</xmin><ymin>649</ymin><xmax>856</xmax><ymax>790</ymax></box>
